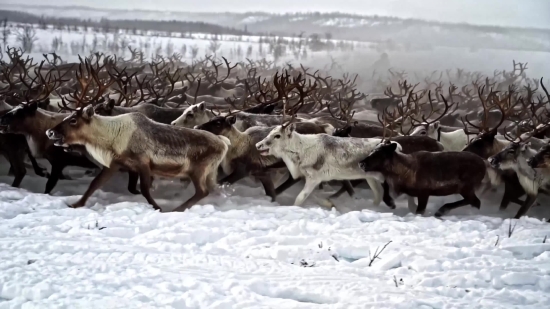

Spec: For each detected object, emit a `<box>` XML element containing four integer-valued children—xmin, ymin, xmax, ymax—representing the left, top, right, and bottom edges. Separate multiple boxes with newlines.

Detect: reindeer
<box><xmin>462</xmin><ymin>86</ymin><xmax>527</xmax><ymax>212</ymax></box>
<box><xmin>408</xmin><ymin>91</ymin><xmax>475</xmax><ymax>151</ymax></box>
<box><xmin>194</xmin><ymin>115</ymin><xmax>332</xmax><ymax>201</ymax></box>
<box><xmin>46</xmin><ymin>106</ymin><xmax>230</xmax><ymax>212</ymax></box>
<box><xmin>94</xmin><ymin>99</ymin><xmax>188</xmax><ymax>124</ymax></box>
<box><xmin>359</xmin><ymin>139</ymin><xmax>501</xmax><ymax>217</ymax></box>
<box><xmin>0</xmin><ymin>101</ymin><xmax>142</xmax><ymax>194</ymax></box>
<box><xmin>490</xmin><ymin>135</ymin><xmax>550</xmax><ymax>219</ymax></box>
<box><xmin>255</xmin><ymin>111</ymin><xmax>394</xmax><ymax>208</ymax></box>
<box><xmin>172</xmin><ymin>72</ymin><xmax>313</xmax><ymax>130</ymax></box>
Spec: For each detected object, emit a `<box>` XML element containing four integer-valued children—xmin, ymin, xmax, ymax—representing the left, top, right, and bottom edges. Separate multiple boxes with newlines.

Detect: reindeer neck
<box><xmin>285</xmin><ymin>132</ymin><xmax>317</xmax><ymax>153</ymax></box>
<box><xmin>29</xmin><ymin>109</ymin><xmax>66</xmax><ymax>138</ymax></box>
<box><xmin>387</xmin><ymin>152</ymin><xmax>416</xmax><ymax>178</ymax></box>
<box><xmin>84</xmin><ymin>115</ymin><xmax>134</xmax><ymax>149</ymax></box>
<box><xmin>225</xmin><ymin>126</ymin><xmax>248</xmax><ymax>145</ymax></box>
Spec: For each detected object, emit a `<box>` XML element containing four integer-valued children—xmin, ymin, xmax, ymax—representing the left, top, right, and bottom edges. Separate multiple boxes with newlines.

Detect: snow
<box><xmin>1</xmin><ymin>160</ymin><xmax>550</xmax><ymax>308</ymax></box>
<box><xmin>2</xmin><ymin>23</ymin><xmax>324</xmax><ymax>65</ymax></box>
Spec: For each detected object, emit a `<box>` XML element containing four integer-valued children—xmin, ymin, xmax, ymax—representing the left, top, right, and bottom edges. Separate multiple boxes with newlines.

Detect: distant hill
<box><xmin>2</xmin><ymin>4</ymin><xmax>549</xmax><ymax>52</ymax></box>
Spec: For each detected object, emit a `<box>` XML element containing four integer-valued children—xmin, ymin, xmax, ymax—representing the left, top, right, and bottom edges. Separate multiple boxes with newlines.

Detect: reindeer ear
<box><xmin>198</xmin><ymin>102</ymin><xmax>205</xmax><ymax>111</ymax></box>
<box><xmin>28</xmin><ymin>102</ymin><xmax>38</xmax><ymax>112</ymax></box>
<box><xmin>387</xmin><ymin>142</ymin><xmax>398</xmax><ymax>152</ymax></box>
<box><xmin>344</xmin><ymin>126</ymin><xmax>352</xmax><ymax>136</ymax></box>
<box><xmin>286</xmin><ymin>123</ymin><xmax>296</xmax><ymax>136</ymax></box>
<box><xmin>433</xmin><ymin>121</ymin><xmax>440</xmax><ymax>130</ymax></box>
<box><xmin>226</xmin><ymin>115</ymin><xmax>236</xmax><ymax>125</ymax></box>
<box><xmin>83</xmin><ymin>105</ymin><xmax>95</xmax><ymax>119</ymax></box>
<box><xmin>107</xmin><ymin>99</ymin><xmax>115</xmax><ymax>109</ymax></box>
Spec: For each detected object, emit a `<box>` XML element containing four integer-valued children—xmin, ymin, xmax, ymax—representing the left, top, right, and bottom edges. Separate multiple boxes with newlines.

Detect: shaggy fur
<box><xmin>46</xmin><ymin>107</ymin><xmax>230</xmax><ymax>212</ymax></box>
<box><xmin>360</xmin><ymin>142</ymin><xmax>494</xmax><ymax>217</ymax></box>
<box><xmin>256</xmin><ymin>124</ymin><xmax>397</xmax><ymax>208</ymax></box>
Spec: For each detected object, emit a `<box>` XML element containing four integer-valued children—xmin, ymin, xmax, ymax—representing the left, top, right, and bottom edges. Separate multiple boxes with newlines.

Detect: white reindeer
<box><xmin>255</xmin><ymin>123</ymin><xmax>402</xmax><ymax>208</ymax></box>
<box><xmin>410</xmin><ymin>122</ymin><xmax>471</xmax><ymax>151</ymax></box>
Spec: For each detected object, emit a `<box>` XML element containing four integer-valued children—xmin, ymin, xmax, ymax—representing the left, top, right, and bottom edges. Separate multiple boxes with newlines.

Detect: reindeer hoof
<box><xmin>434</xmin><ymin>210</ymin><xmax>446</xmax><ymax>218</ymax></box>
<box><xmin>69</xmin><ymin>202</ymin><xmax>85</xmax><ymax>209</ymax></box>
<box><xmin>36</xmin><ymin>169</ymin><xmax>50</xmax><ymax>178</ymax></box>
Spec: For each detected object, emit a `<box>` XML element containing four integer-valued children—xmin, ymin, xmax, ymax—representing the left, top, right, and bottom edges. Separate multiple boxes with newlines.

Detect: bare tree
<box><xmin>190</xmin><ymin>45</ymin><xmax>199</xmax><ymax>59</ymax></box>
<box><xmin>208</xmin><ymin>37</ymin><xmax>221</xmax><ymax>56</ymax></box>
<box><xmin>15</xmin><ymin>25</ymin><xmax>38</xmax><ymax>53</ymax></box>
<box><xmin>1</xmin><ymin>18</ymin><xmax>10</xmax><ymax>48</ymax></box>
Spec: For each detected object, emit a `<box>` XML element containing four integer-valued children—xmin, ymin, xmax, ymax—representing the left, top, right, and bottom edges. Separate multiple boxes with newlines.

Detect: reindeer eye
<box><xmin>187</xmin><ymin>114</ymin><xmax>193</xmax><ymax>118</ymax></box>
<box><xmin>69</xmin><ymin>118</ymin><xmax>77</xmax><ymax>125</ymax></box>
<box><xmin>420</xmin><ymin>131</ymin><xmax>426</xmax><ymax>135</ymax></box>
<box><xmin>274</xmin><ymin>134</ymin><xmax>281</xmax><ymax>139</ymax></box>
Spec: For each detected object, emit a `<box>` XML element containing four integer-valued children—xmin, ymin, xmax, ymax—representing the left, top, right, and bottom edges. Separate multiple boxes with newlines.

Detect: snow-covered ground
<box><xmin>1</xmin><ymin>159</ymin><xmax>550</xmax><ymax>308</ymax></box>
<box><xmin>3</xmin><ymin>23</ymin><xmax>359</xmax><ymax>65</ymax></box>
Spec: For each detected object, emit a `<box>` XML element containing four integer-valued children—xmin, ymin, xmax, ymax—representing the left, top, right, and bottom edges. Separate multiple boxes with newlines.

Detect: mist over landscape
<box><xmin>6</xmin><ymin>0</ymin><xmax>550</xmax><ymax>28</ymax></box>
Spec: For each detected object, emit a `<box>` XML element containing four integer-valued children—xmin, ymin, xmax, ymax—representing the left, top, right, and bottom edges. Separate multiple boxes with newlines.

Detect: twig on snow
<box><xmin>368</xmin><ymin>240</ymin><xmax>392</xmax><ymax>267</ymax></box>
<box><xmin>508</xmin><ymin>219</ymin><xmax>517</xmax><ymax>238</ymax></box>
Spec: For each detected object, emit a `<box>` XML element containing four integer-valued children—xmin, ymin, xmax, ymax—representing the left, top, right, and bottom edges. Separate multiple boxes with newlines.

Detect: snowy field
<box><xmin>1</xmin><ymin>160</ymin><xmax>550</xmax><ymax>308</ymax></box>
<box><xmin>3</xmin><ymin>23</ymin><xmax>550</xmax><ymax>80</ymax></box>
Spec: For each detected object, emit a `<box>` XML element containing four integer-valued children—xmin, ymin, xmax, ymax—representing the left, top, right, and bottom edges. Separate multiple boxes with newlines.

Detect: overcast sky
<box><xmin>8</xmin><ymin>0</ymin><xmax>550</xmax><ymax>29</ymax></box>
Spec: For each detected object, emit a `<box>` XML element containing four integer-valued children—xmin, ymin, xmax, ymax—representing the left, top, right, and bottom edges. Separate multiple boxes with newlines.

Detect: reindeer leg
<box><xmin>500</xmin><ymin>179</ymin><xmax>525</xmax><ymax>210</ymax></box>
<box><xmin>173</xmin><ymin>171</ymin><xmax>210</xmax><ymax>212</ymax></box>
<box><xmin>294</xmin><ymin>178</ymin><xmax>321</xmax><ymax>206</ymax></box>
<box><xmin>329</xmin><ymin>181</ymin><xmax>356</xmax><ymax>199</ymax></box>
<box><xmin>258</xmin><ymin>174</ymin><xmax>277</xmax><ymax>202</ymax></box>
<box><xmin>70</xmin><ymin>167</ymin><xmax>117</xmax><ymax>208</ymax></box>
<box><xmin>45</xmin><ymin>162</ymin><xmax>66</xmax><ymax>194</ymax></box>
<box><xmin>7</xmin><ymin>153</ymin><xmax>26</xmax><ymax>188</ymax></box>
<box><xmin>275</xmin><ymin>176</ymin><xmax>302</xmax><ymax>195</ymax></box>
<box><xmin>513</xmin><ymin>194</ymin><xmax>537</xmax><ymax>219</ymax></box>
<box><xmin>382</xmin><ymin>181</ymin><xmax>396</xmax><ymax>209</ymax></box>
<box><xmin>435</xmin><ymin>188</ymin><xmax>480</xmax><ymax>217</ymax></box>
<box><xmin>127</xmin><ymin>171</ymin><xmax>141</xmax><ymax>195</ymax></box>
<box><xmin>218</xmin><ymin>167</ymin><xmax>247</xmax><ymax>185</ymax></box>
<box><xmin>365</xmin><ymin>177</ymin><xmax>383</xmax><ymax>206</ymax></box>
<box><xmin>138</xmin><ymin>166</ymin><xmax>161</xmax><ymax>211</ymax></box>
<box><xmin>415</xmin><ymin>194</ymin><xmax>429</xmax><ymax>215</ymax></box>
<box><xmin>26</xmin><ymin>147</ymin><xmax>48</xmax><ymax>177</ymax></box>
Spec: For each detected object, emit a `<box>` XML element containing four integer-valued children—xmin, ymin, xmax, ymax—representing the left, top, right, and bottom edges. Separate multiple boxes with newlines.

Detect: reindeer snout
<box><xmin>488</xmin><ymin>156</ymin><xmax>499</xmax><ymax>167</ymax></box>
<box><xmin>527</xmin><ymin>157</ymin><xmax>536</xmax><ymax>168</ymax></box>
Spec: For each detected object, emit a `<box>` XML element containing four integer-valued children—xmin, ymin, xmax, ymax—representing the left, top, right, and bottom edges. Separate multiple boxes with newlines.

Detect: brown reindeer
<box><xmin>359</xmin><ymin>139</ymin><xmax>500</xmax><ymax>217</ymax></box>
<box><xmin>46</xmin><ymin>106</ymin><xmax>230</xmax><ymax>212</ymax></box>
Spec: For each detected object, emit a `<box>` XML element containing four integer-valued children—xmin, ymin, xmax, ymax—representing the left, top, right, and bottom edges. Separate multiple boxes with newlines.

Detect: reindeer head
<box><xmin>410</xmin><ymin>121</ymin><xmax>441</xmax><ymax>138</ymax></box>
<box><xmin>461</xmin><ymin>131</ymin><xmax>499</xmax><ymax>158</ymax></box>
<box><xmin>359</xmin><ymin>141</ymin><xmax>400</xmax><ymax>173</ymax></box>
<box><xmin>332</xmin><ymin>125</ymin><xmax>352</xmax><ymax>137</ymax></box>
<box><xmin>171</xmin><ymin>102</ymin><xmax>209</xmax><ymax>127</ymax></box>
<box><xmin>46</xmin><ymin>105</ymin><xmax>95</xmax><ymax>147</ymax></box>
<box><xmin>93</xmin><ymin>99</ymin><xmax>116</xmax><ymax>116</ymax></box>
<box><xmin>256</xmin><ymin>123</ymin><xmax>296</xmax><ymax>157</ymax></box>
<box><xmin>489</xmin><ymin>142</ymin><xmax>530</xmax><ymax>170</ymax></box>
<box><xmin>0</xmin><ymin>100</ymin><xmax>47</xmax><ymax>134</ymax></box>
<box><xmin>528</xmin><ymin>144</ymin><xmax>550</xmax><ymax>169</ymax></box>
<box><xmin>195</xmin><ymin>115</ymin><xmax>235</xmax><ymax>136</ymax></box>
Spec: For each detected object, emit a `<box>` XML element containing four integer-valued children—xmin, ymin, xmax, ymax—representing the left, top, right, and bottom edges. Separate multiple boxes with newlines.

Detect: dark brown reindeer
<box><xmin>331</xmin><ymin>109</ymin><xmax>445</xmax><ymax>208</ymax></box>
<box><xmin>359</xmin><ymin>137</ymin><xmax>499</xmax><ymax>217</ymax></box>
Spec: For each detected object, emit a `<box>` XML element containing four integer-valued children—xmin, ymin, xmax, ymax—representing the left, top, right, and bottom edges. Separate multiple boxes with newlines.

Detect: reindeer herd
<box><xmin>0</xmin><ymin>47</ymin><xmax>549</xmax><ymax>221</ymax></box>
